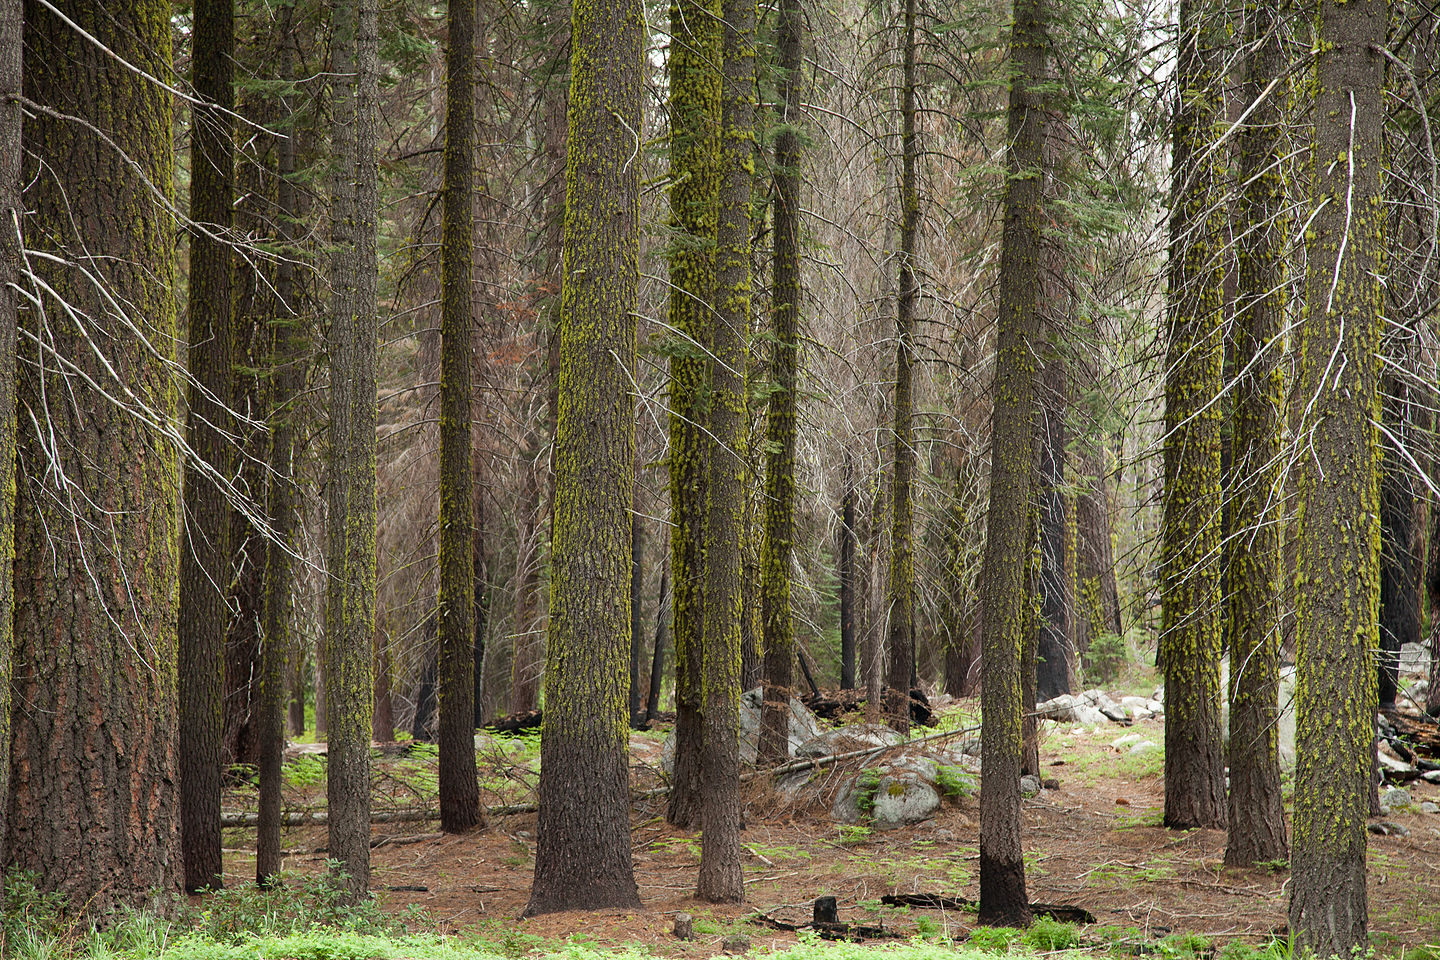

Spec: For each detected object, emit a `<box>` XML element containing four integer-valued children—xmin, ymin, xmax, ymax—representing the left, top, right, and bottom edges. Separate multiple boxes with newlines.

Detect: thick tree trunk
<box><xmin>1222</xmin><ymin>0</ymin><xmax>1287</xmax><ymax>867</ymax></box>
<box><xmin>884</xmin><ymin>0</ymin><xmax>919</xmax><ymax>734</ymax></box>
<box><xmin>0</xmin><ymin>0</ymin><xmax>18</xmax><ymax>873</ymax></box>
<box><xmin>180</xmin><ymin>0</ymin><xmax>236</xmax><ymax>894</ymax></box>
<box><xmin>1288</xmin><ymin>0</ymin><xmax>1385</xmax><ymax>946</ymax></box>
<box><xmin>325</xmin><ymin>0</ymin><xmax>381</xmax><ymax>898</ymax></box>
<box><xmin>1035</xmin><ymin>351</ymin><xmax>1071</xmax><ymax>702</ymax></box>
<box><xmin>759</xmin><ymin>0</ymin><xmax>803</xmax><ymax>764</ymax></box>
<box><xmin>438</xmin><ymin>0</ymin><xmax>483</xmax><ymax>834</ymax></box>
<box><xmin>13</xmin><ymin>0</ymin><xmax>181</xmax><ymax>912</ymax></box>
<box><xmin>977</xmin><ymin>0</ymin><xmax>1046</xmax><ymax>922</ymax></box>
<box><xmin>523</xmin><ymin>0</ymin><xmax>643</xmax><ymax>905</ymax></box>
<box><xmin>1160</xmin><ymin>0</ymin><xmax>1226</xmax><ymax>832</ymax></box>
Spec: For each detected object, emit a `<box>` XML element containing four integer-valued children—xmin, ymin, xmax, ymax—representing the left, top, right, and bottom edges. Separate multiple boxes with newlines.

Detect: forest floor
<box><xmin>217</xmin><ymin>699</ymin><xmax>1440</xmax><ymax>959</ymax></box>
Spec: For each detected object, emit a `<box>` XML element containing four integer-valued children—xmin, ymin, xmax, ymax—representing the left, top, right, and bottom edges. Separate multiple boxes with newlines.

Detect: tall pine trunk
<box><xmin>13</xmin><ymin>0</ymin><xmax>182</xmax><ymax>913</ymax></box>
<box><xmin>325</xmin><ymin>0</ymin><xmax>381</xmax><ymax>898</ymax></box>
<box><xmin>1288</xmin><ymin>0</ymin><xmax>1385</xmax><ymax>943</ymax></box>
<box><xmin>523</xmin><ymin>0</ymin><xmax>643</xmax><ymax>906</ymax></box>
<box><xmin>0</xmin><ymin>0</ymin><xmax>18</xmax><ymax>873</ymax></box>
<box><xmin>1160</xmin><ymin>0</ymin><xmax>1226</xmax><ymax>831</ymax></box>
<box><xmin>438</xmin><ymin>0</ymin><xmax>483</xmax><ymax>834</ymax></box>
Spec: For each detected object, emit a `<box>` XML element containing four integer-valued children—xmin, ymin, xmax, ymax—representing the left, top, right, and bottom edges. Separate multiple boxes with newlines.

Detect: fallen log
<box><xmin>881</xmin><ymin>893</ymin><xmax>1096</xmax><ymax>925</ymax></box>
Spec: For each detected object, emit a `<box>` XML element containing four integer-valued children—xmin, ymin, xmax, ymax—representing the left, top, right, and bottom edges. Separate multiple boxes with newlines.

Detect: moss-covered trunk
<box><xmin>1222</xmin><ymin>0</ymin><xmax>1287</xmax><ymax>867</ymax></box>
<box><xmin>324</xmin><ymin>0</ymin><xmax>381</xmax><ymax>898</ymax></box>
<box><xmin>1160</xmin><ymin>0</ymin><xmax>1226</xmax><ymax>831</ymax></box>
<box><xmin>438</xmin><ymin>0</ymin><xmax>483</xmax><ymax>835</ymax></box>
<box><xmin>13</xmin><ymin>0</ymin><xmax>181</xmax><ymax>914</ymax></box>
<box><xmin>758</xmin><ymin>0</ymin><xmax>803</xmax><ymax>764</ymax></box>
<box><xmin>1288</xmin><ymin>0</ymin><xmax>1385</xmax><ymax>943</ymax></box>
<box><xmin>0</xmin><ymin>0</ymin><xmax>18</xmax><ymax>874</ymax></box>
<box><xmin>523</xmin><ymin>0</ymin><xmax>643</xmax><ymax>910</ymax></box>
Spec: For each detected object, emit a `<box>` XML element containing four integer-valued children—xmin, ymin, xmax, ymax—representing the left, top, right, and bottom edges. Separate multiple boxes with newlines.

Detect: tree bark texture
<box><xmin>1288</xmin><ymin>0</ymin><xmax>1385</xmax><ymax>946</ymax></box>
<box><xmin>696</xmin><ymin>0</ymin><xmax>754</xmax><ymax>899</ymax></box>
<box><xmin>758</xmin><ymin>0</ymin><xmax>803</xmax><ymax>764</ymax></box>
<box><xmin>0</xmin><ymin>0</ymin><xmax>19</xmax><ymax>873</ymax></box>
<box><xmin>648</xmin><ymin>563</ymin><xmax>670</xmax><ymax>721</ymax></box>
<box><xmin>665</xmin><ymin>0</ymin><xmax>721</xmax><ymax>826</ymax></box>
<box><xmin>438</xmin><ymin>0</ymin><xmax>483</xmax><ymax>834</ymax></box>
<box><xmin>885</xmin><ymin>0</ymin><xmax>919</xmax><ymax>734</ymax></box>
<box><xmin>1222</xmin><ymin>0</ymin><xmax>1287</xmax><ymax>867</ymax></box>
<box><xmin>630</xmin><ymin>510</ymin><xmax>646</xmax><ymax>723</ymax></box>
<box><xmin>523</xmin><ymin>0</ymin><xmax>643</xmax><ymax>910</ymax></box>
<box><xmin>325</xmin><ymin>0</ymin><xmax>381</xmax><ymax>898</ymax></box>
<box><xmin>1073</xmin><ymin>441</ymin><xmax>1120</xmax><ymax>655</ymax></box>
<box><xmin>1160</xmin><ymin>0</ymin><xmax>1226</xmax><ymax>831</ymax></box>
<box><xmin>840</xmin><ymin>460</ymin><xmax>857</xmax><ymax>690</ymax></box>
<box><xmin>13</xmin><ymin>0</ymin><xmax>182</xmax><ymax>914</ymax></box>
<box><xmin>258</xmin><ymin>26</ymin><xmax>302</xmax><ymax>880</ymax></box>
<box><xmin>178</xmin><ymin>0</ymin><xmax>236</xmax><ymax>895</ymax></box>
<box><xmin>977</xmin><ymin>0</ymin><xmax>1046</xmax><ymax>923</ymax></box>
<box><xmin>1035</xmin><ymin>345</ymin><xmax>1071</xmax><ymax>702</ymax></box>
<box><xmin>1378</xmin><ymin>376</ymin><xmax>1421</xmax><ymax>707</ymax></box>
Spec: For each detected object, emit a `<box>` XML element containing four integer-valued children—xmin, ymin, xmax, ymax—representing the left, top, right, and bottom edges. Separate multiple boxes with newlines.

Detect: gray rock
<box><xmin>1423</xmin><ymin>770</ymin><xmax>1440</xmax><ymax>784</ymax></box>
<box><xmin>1368</xmin><ymin>821</ymin><xmax>1410</xmax><ymax>837</ymax></box>
<box><xmin>1129</xmin><ymin>740</ymin><xmax>1160</xmax><ymax>756</ymax></box>
<box><xmin>1421</xmin><ymin>802</ymin><xmax>1439</xmax><ymax>814</ymax></box>
<box><xmin>891</xmin><ymin>753</ymin><xmax>939</xmax><ymax>782</ymax></box>
<box><xmin>1073</xmin><ymin>703</ymin><xmax>1108</xmax><ymax>726</ymax></box>
<box><xmin>775</xmin><ymin>768</ymin><xmax>813</xmax><ymax>799</ymax></box>
<box><xmin>1112</xmin><ymin>733</ymin><xmax>1143</xmax><ymax>749</ymax></box>
<box><xmin>870</xmin><ymin>774</ymin><xmax>942</xmax><ymax>827</ymax></box>
<box><xmin>1035</xmin><ymin>694</ymin><xmax>1078</xmax><ymax>720</ymax></box>
<box><xmin>831</xmin><ymin>781</ymin><xmax>865</xmax><ymax>823</ymax></box>
<box><xmin>663</xmin><ymin>688</ymin><xmax>825</xmax><ymax>772</ymax></box>
<box><xmin>796</xmin><ymin>723</ymin><xmax>903</xmax><ymax>759</ymax></box>
<box><xmin>1381</xmin><ymin>787</ymin><xmax>1413</xmax><ymax>810</ymax></box>
<box><xmin>1019</xmin><ymin>774</ymin><xmax>1042</xmax><ymax>798</ymax></box>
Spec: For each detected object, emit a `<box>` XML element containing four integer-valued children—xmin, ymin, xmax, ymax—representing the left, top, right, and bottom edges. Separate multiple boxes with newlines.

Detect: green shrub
<box><xmin>1025</xmin><ymin>918</ymin><xmax>1080</xmax><ymax>951</ymax></box>
<box><xmin>968</xmin><ymin>925</ymin><xmax>1023</xmax><ymax>953</ymax></box>
<box><xmin>1085</xmin><ymin>632</ymin><xmax>1128</xmax><ymax>683</ymax></box>
<box><xmin>935</xmin><ymin>766</ymin><xmax>978</xmax><ymax>799</ymax></box>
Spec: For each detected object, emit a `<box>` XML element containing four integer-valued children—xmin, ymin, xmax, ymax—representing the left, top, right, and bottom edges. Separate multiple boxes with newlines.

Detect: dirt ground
<box><xmin>216</xmin><ymin>706</ymin><xmax>1440</xmax><ymax>956</ymax></box>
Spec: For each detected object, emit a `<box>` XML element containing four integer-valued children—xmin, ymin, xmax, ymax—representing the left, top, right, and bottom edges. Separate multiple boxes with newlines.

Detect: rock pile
<box><xmin>1035</xmin><ymin>688</ymin><xmax>1165</xmax><ymax>726</ymax></box>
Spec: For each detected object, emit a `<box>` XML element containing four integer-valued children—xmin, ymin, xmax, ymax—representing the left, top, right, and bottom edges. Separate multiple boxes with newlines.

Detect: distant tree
<box><xmin>523</xmin><ymin>0</ymin><xmax>644</xmax><ymax>910</ymax></box>
<box><xmin>977</xmin><ymin>0</ymin><xmax>1048</xmax><ymax>923</ymax></box>
<box><xmin>630</xmin><ymin>510</ymin><xmax>647</xmax><ymax>724</ymax></box>
<box><xmin>758</xmin><ymin>0</ymin><xmax>803</xmax><ymax>763</ymax></box>
<box><xmin>179</xmin><ymin>0</ymin><xmax>236</xmax><ymax>894</ymax></box>
<box><xmin>12</xmin><ymin>0</ymin><xmax>181</xmax><ymax>913</ymax></box>
<box><xmin>1378</xmin><ymin>374</ymin><xmax>1422</xmax><ymax>708</ymax></box>
<box><xmin>884</xmin><ymin>0</ymin><xmax>919</xmax><ymax>733</ymax></box>
<box><xmin>438</xmin><ymin>0</ymin><xmax>483</xmax><ymax>835</ymax></box>
<box><xmin>1160</xmin><ymin>0</ymin><xmax>1225</xmax><ymax>831</ymax></box>
<box><xmin>1222</xmin><ymin>0</ymin><xmax>1287</xmax><ymax>867</ymax></box>
<box><xmin>839</xmin><ymin>459</ymin><xmax>858</xmax><ymax>690</ymax></box>
<box><xmin>1288</xmin><ymin>0</ymin><xmax>1385</xmax><ymax>945</ymax></box>
<box><xmin>325</xmin><ymin>0</ymin><xmax>381</xmax><ymax>898</ymax></box>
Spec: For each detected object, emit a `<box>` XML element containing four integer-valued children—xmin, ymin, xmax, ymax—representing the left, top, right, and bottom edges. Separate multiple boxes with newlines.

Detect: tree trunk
<box><xmin>840</xmin><ymin>460</ymin><xmax>857</xmax><ymax>691</ymax></box>
<box><xmin>510</xmin><ymin>456</ymin><xmax>545</xmax><ymax>714</ymax></box>
<box><xmin>473</xmin><ymin>475</ymin><xmax>490</xmax><ymax>726</ymax></box>
<box><xmin>884</xmin><ymin>0</ymin><xmax>919</xmax><ymax>734</ymax></box>
<box><xmin>325</xmin><ymin>0</ymin><xmax>381</xmax><ymax>897</ymax></box>
<box><xmin>648</xmin><ymin>563</ymin><xmax>671</xmax><ymax>721</ymax></box>
<box><xmin>665</xmin><ymin>0</ymin><xmax>722</xmax><ymax>827</ymax></box>
<box><xmin>1034</xmin><ymin>346</ymin><xmax>1071</xmax><ymax>702</ymax></box>
<box><xmin>1222</xmin><ymin>0</ymin><xmax>1287</xmax><ymax>867</ymax></box>
<box><xmin>1288</xmin><ymin>0</ymin><xmax>1385</xmax><ymax>945</ymax></box>
<box><xmin>977</xmin><ymin>0</ymin><xmax>1046</xmax><ymax>922</ymax></box>
<box><xmin>179</xmin><ymin>0</ymin><xmax>236</xmax><ymax>894</ymax></box>
<box><xmin>13</xmin><ymin>0</ymin><xmax>181</xmax><ymax>912</ymax></box>
<box><xmin>1160</xmin><ymin>0</ymin><xmax>1226</xmax><ymax>832</ymax></box>
<box><xmin>258</xmin><ymin>28</ymin><xmax>302</xmax><ymax>881</ymax></box>
<box><xmin>523</xmin><ymin>0</ymin><xmax>643</xmax><ymax>906</ymax></box>
<box><xmin>373</xmin><ymin>635</ymin><xmax>395</xmax><ymax>741</ymax></box>
<box><xmin>630</xmin><ymin>509</ymin><xmax>646</xmax><ymax>723</ymax></box>
<box><xmin>696</xmin><ymin>0</ymin><xmax>753</xmax><ymax>894</ymax></box>
<box><xmin>759</xmin><ymin>0</ymin><xmax>803</xmax><ymax>764</ymax></box>
<box><xmin>1073</xmin><ymin>441</ymin><xmax>1120</xmax><ymax>656</ymax></box>
<box><xmin>1378</xmin><ymin>376</ymin><xmax>1421</xmax><ymax>708</ymax></box>
<box><xmin>438</xmin><ymin>0</ymin><xmax>483</xmax><ymax>834</ymax></box>
<box><xmin>0</xmin><ymin>0</ymin><xmax>19</xmax><ymax>873</ymax></box>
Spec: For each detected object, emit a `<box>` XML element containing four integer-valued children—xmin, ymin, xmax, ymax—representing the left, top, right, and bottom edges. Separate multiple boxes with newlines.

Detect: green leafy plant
<box><xmin>855</xmin><ymin>767</ymin><xmax>884</xmax><ymax>817</ymax></box>
<box><xmin>1025</xmin><ymin>918</ymin><xmax>1080</xmax><ymax>951</ymax></box>
<box><xmin>1085</xmin><ymin>632</ymin><xmax>1128</xmax><ymax>683</ymax></box>
<box><xmin>935</xmin><ymin>765</ymin><xmax>978</xmax><ymax>799</ymax></box>
<box><xmin>968</xmin><ymin>925</ymin><xmax>1023</xmax><ymax>952</ymax></box>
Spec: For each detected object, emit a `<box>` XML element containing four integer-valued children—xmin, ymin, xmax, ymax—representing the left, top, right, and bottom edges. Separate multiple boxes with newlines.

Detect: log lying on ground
<box><xmin>882</xmin><ymin>893</ymin><xmax>1096</xmax><ymax>924</ymax></box>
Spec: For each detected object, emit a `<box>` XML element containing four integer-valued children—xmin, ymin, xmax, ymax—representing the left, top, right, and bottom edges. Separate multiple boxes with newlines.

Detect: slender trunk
<box><xmin>885</xmin><ymin>0</ymin><xmax>919</xmax><ymax>733</ymax></box>
<box><xmin>759</xmin><ymin>0</ymin><xmax>803</xmax><ymax>763</ymax></box>
<box><xmin>373</xmin><ymin>635</ymin><xmax>395</xmax><ymax>741</ymax></box>
<box><xmin>1378</xmin><ymin>376</ymin><xmax>1420</xmax><ymax>707</ymax></box>
<box><xmin>510</xmin><ymin>456</ymin><xmax>545</xmax><ymax>713</ymax></box>
<box><xmin>840</xmin><ymin>460</ymin><xmax>857</xmax><ymax>690</ymax></box>
<box><xmin>473</xmin><ymin>475</ymin><xmax>490</xmax><ymax>726</ymax></box>
<box><xmin>438</xmin><ymin>0</ymin><xmax>482</xmax><ymax>833</ymax></box>
<box><xmin>1034</xmin><ymin>349</ymin><xmax>1070</xmax><ymax>701</ymax></box>
<box><xmin>180</xmin><ymin>0</ymin><xmax>236</xmax><ymax>894</ymax></box>
<box><xmin>977</xmin><ymin>0</ymin><xmax>1046</xmax><ymax>921</ymax></box>
<box><xmin>1222</xmin><ymin>0</ymin><xmax>1287</xmax><ymax>867</ymax></box>
<box><xmin>648</xmin><ymin>563</ymin><xmax>671</xmax><ymax>720</ymax></box>
<box><xmin>630</xmin><ymin>509</ymin><xmax>646</xmax><ymax>724</ymax></box>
